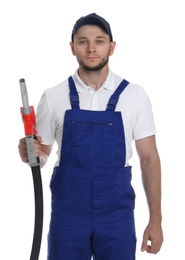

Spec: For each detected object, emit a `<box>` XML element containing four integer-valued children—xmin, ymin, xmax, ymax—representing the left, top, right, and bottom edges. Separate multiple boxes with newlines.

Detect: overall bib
<box><xmin>48</xmin><ymin>77</ymin><xmax>136</xmax><ymax>260</ymax></box>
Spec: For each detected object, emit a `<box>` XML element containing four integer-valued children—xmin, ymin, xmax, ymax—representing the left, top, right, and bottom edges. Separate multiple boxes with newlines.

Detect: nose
<box><xmin>86</xmin><ymin>42</ymin><xmax>96</xmax><ymax>53</ymax></box>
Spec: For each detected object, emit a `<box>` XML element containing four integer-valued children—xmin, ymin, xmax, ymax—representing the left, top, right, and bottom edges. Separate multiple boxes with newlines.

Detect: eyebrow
<box><xmin>77</xmin><ymin>35</ymin><xmax>106</xmax><ymax>40</ymax></box>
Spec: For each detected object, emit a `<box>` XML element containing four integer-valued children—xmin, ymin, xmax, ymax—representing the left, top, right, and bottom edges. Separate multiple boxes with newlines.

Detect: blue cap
<box><xmin>71</xmin><ymin>13</ymin><xmax>113</xmax><ymax>42</ymax></box>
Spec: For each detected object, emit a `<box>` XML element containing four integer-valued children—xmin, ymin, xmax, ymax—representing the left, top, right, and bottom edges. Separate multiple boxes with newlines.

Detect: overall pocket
<box><xmin>71</xmin><ymin>121</ymin><xmax>116</xmax><ymax>167</ymax></box>
<box><xmin>110</xmin><ymin>168</ymin><xmax>136</xmax><ymax>236</ymax></box>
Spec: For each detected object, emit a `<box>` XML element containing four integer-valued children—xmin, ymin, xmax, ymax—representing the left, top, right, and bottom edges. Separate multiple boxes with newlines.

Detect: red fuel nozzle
<box><xmin>20</xmin><ymin>106</ymin><xmax>37</xmax><ymax>136</ymax></box>
<box><xmin>19</xmin><ymin>78</ymin><xmax>37</xmax><ymax>136</ymax></box>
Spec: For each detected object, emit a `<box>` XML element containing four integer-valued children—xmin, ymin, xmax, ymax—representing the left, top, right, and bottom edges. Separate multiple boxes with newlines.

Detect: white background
<box><xmin>1</xmin><ymin>0</ymin><xmax>185</xmax><ymax>259</ymax></box>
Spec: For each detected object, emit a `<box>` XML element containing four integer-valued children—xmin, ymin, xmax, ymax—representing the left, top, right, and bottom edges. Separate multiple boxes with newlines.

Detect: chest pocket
<box><xmin>71</xmin><ymin>120</ymin><xmax>116</xmax><ymax>168</ymax></box>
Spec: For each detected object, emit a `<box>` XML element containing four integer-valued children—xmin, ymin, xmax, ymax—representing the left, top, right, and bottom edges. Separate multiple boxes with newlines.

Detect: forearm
<box><xmin>141</xmin><ymin>154</ymin><xmax>162</xmax><ymax>223</ymax></box>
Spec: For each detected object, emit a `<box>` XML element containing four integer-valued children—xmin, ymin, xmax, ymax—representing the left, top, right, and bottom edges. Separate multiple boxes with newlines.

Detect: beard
<box><xmin>78</xmin><ymin>57</ymin><xmax>109</xmax><ymax>71</ymax></box>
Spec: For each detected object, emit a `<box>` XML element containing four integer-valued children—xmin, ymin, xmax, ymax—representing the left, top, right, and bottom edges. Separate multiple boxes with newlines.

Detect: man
<box><xmin>18</xmin><ymin>13</ymin><xmax>163</xmax><ymax>260</ymax></box>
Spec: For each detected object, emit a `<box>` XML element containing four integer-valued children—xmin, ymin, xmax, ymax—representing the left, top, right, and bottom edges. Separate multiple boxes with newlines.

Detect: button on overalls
<box><xmin>48</xmin><ymin>76</ymin><xmax>136</xmax><ymax>260</ymax></box>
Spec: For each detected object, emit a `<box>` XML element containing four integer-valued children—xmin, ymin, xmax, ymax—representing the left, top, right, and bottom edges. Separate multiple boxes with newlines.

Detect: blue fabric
<box><xmin>47</xmin><ymin>77</ymin><xmax>136</xmax><ymax>260</ymax></box>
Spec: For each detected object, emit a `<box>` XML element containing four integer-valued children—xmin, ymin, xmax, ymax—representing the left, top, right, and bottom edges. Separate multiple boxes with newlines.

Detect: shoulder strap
<box><xmin>106</xmin><ymin>79</ymin><xmax>129</xmax><ymax>111</ymax></box>
<box><xmin>68</xmin><ymin>76</ymin><xmax>80</xmax><ymax>109</ymax></box>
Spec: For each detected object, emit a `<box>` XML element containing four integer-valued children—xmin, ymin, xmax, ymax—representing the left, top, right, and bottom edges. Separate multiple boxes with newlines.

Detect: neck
<box><xmin>78</xmin><ymin>66</ymin><xmax>109</xmax><ymax>91</ymax></box>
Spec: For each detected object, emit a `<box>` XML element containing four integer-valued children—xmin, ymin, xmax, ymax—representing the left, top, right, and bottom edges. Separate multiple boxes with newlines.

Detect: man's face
<box><xmin>70</xmin><ymin>25</ymin><xmax>116</xmax><ymax>71</ymax></box>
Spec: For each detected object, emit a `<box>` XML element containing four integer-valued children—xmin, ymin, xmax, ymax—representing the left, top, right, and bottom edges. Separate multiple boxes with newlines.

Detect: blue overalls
<box><xmin>48</xmin><ymin>76</ymin><xmax>136</xmax><ymax>260</ymax></box>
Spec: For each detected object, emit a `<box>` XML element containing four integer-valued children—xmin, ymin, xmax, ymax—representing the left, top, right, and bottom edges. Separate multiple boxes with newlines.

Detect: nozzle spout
<box><xmin>19</xmin><ymin>78</ymin><xmax>31</xmax><ymax>114</ymax></box>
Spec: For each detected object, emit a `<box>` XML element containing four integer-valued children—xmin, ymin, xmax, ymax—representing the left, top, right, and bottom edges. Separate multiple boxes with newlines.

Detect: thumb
<box><xmin>141</xmin><ymin>236</ymin><xmax>148</xmax><ymax>252</ymax></box>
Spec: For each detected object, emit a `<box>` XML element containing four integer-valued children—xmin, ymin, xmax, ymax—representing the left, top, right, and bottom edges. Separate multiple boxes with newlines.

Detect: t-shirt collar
<box><xmin>72</xmin><ymin>69</ymin><xmax>115</xmax><ymax>93</ymax></box>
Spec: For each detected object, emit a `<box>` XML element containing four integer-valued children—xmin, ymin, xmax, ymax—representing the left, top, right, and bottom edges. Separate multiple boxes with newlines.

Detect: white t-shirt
<box><xmin>36</xmin><ymin>69</ymin><xmax>156</xmax><ymax>166</ymax></box>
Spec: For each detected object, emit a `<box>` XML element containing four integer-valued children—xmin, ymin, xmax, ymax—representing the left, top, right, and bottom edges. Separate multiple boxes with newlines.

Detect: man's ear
<box><xmin>109</xmin><ymin>41</ymin><xmax>116</xmax><ymax>56</ymax></box>
<box><xmin>70</xmin><ymin>42</ymin><xmax>76</xmax><ymax>56</ymax></box>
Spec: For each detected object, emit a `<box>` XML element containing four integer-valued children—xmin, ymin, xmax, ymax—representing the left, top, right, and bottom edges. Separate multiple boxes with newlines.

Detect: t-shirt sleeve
<box><xmin>133</xmin><ymin>87</ymin><xmax>156</xmax><ymax>140</ymax></box>
<box><xmin>36</xmin><ymin>91</ymin><xmax>55</xmax><ymax>145</ymax></box>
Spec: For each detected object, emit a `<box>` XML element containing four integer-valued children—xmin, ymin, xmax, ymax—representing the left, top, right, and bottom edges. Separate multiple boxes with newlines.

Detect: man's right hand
<box><xmin>18</xmin><ymin>136</ymin><xmax>43</xmax><ymax>163</ymax></box>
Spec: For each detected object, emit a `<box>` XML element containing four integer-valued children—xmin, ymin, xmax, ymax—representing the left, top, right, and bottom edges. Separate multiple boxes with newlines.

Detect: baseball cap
<box><xmin>71</xmin><ymin>13</ymin><xmax>113</xmax><ymax>42</ymax></box>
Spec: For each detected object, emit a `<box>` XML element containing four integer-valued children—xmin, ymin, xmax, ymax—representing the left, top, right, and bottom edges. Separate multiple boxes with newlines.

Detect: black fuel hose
<box><xmin>30</xmin><ymin>165</ymin><xmax>43</xmax><ymax>260</ymax></box>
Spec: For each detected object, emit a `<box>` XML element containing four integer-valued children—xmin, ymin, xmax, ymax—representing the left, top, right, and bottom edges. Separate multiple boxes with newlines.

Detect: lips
<box><xmin>86</xmin><ymin>56</ymin><xmax>99</xmax><ymax>60</ymax></box>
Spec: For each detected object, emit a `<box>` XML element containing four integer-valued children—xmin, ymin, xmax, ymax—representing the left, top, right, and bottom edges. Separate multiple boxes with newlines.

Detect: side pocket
<box><xmin>50</xmin><ymin>167</ymin><xmax>59</xmax><ymax>190</ymax></box>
